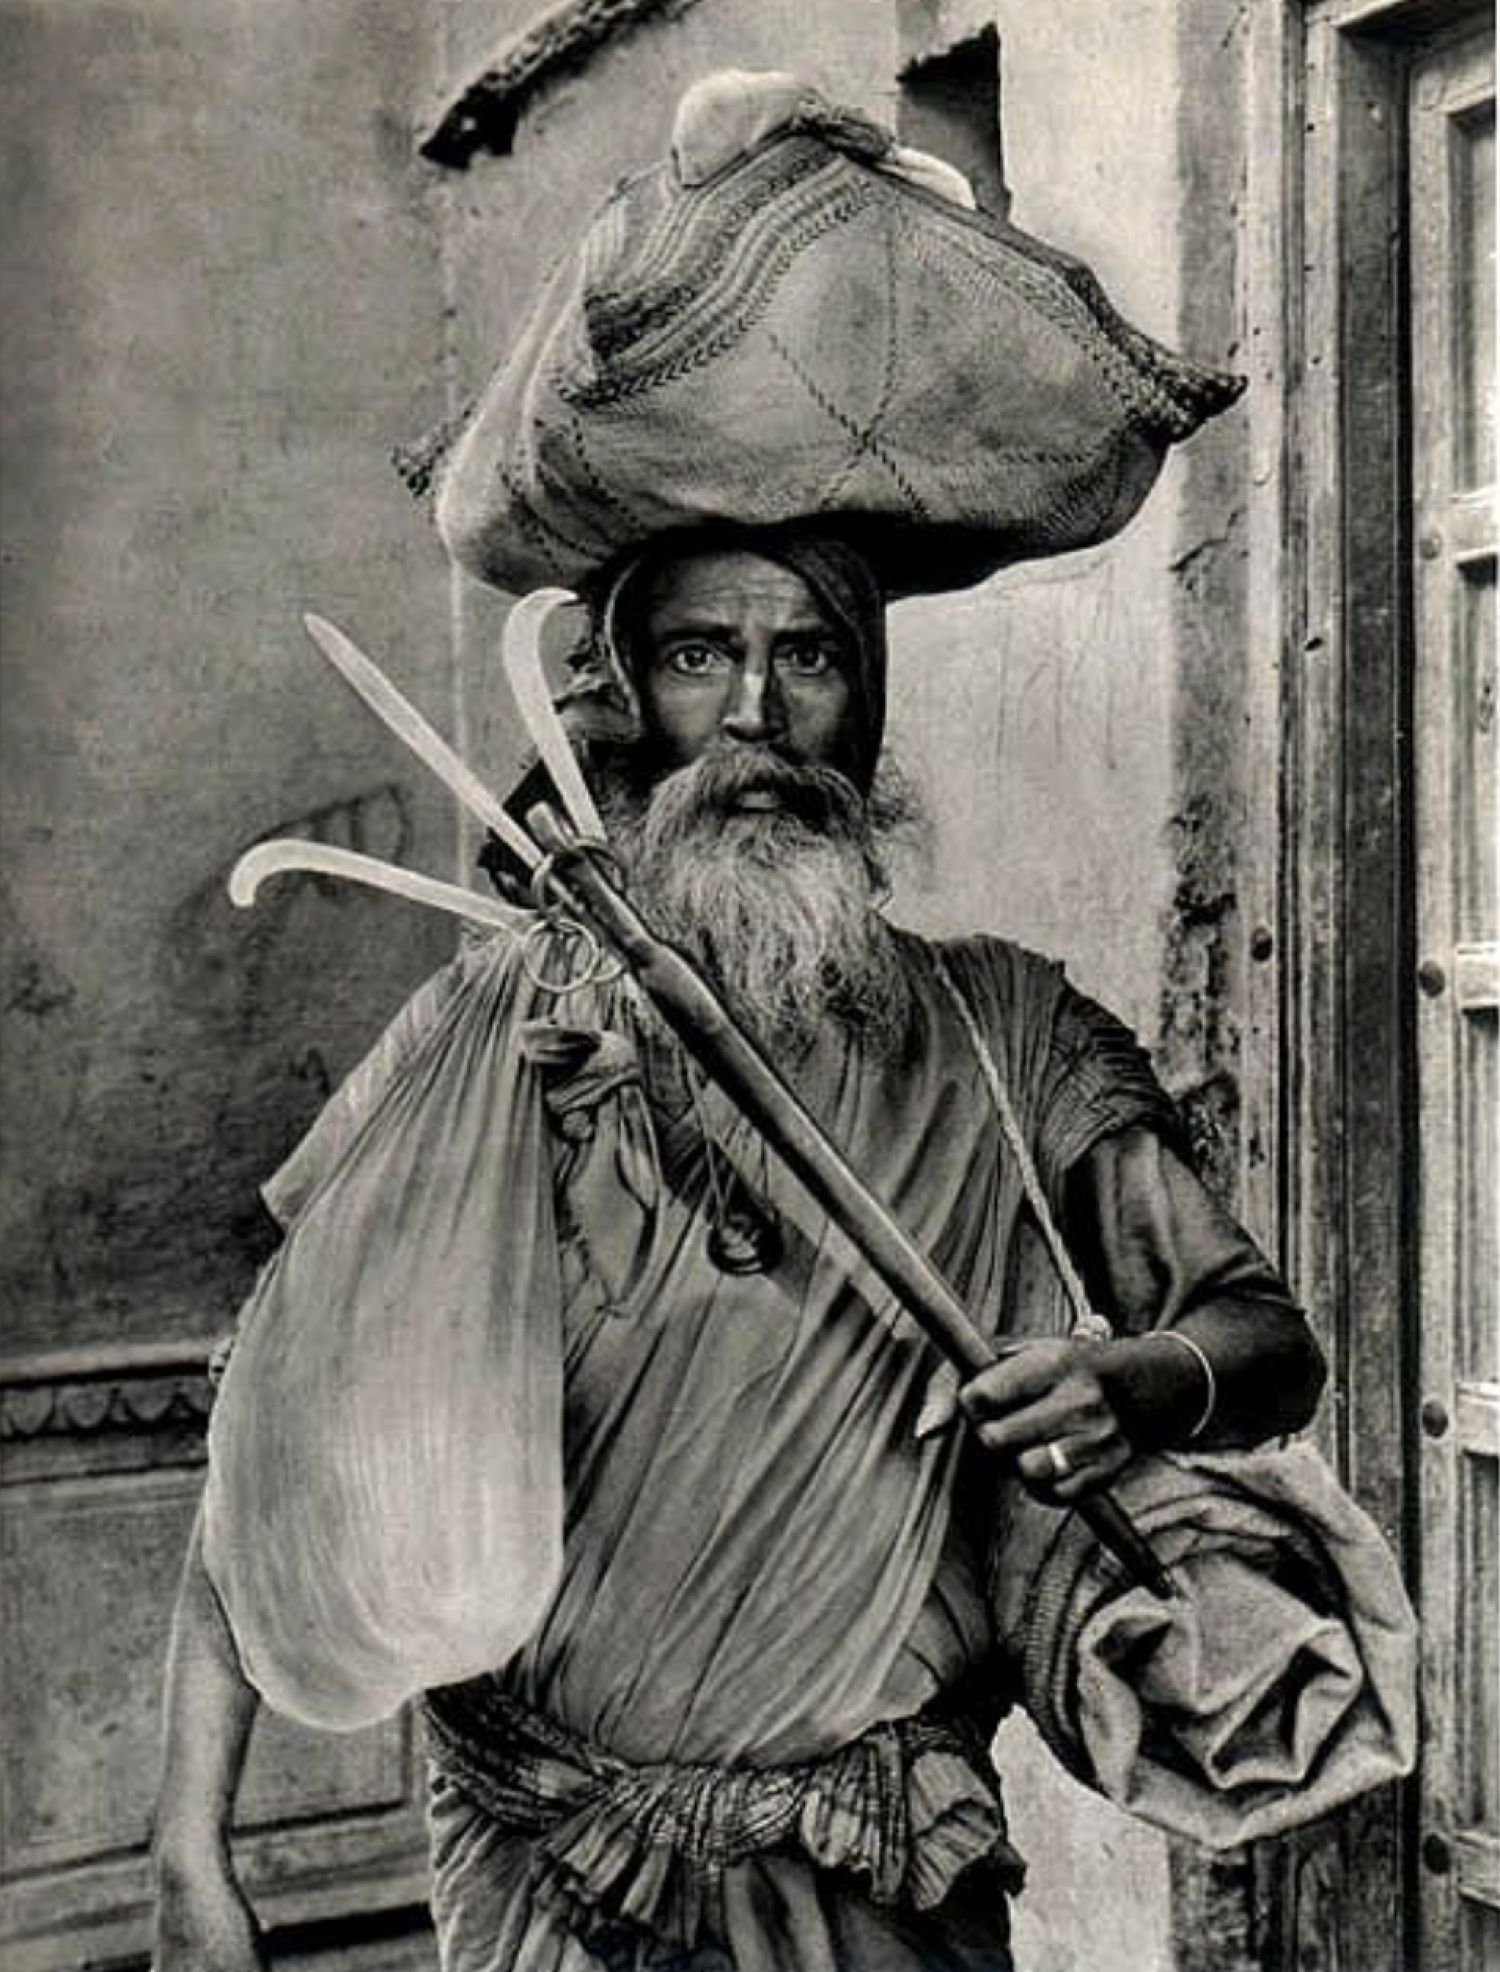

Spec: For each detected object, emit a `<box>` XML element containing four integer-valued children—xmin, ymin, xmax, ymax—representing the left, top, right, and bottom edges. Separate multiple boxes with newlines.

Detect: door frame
<box><xmin>1241</xmin><ymin>2</ymin><xmax>1492</xmax><ymax>1965</ymax></box>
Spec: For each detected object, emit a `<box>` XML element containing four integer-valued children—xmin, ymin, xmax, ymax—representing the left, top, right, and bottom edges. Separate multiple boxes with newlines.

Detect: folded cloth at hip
<box><xmin>423</xmin><ymin>1679</ymin><xmax>1025</xmax><ymax>1953</ymax></box>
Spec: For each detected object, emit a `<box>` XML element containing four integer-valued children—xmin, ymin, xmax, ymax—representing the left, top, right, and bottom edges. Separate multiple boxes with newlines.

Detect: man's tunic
<box><xmin>225</xmin><ymin>925</ymin><xmax>1285</xmax><ymax>1970</ymax></box>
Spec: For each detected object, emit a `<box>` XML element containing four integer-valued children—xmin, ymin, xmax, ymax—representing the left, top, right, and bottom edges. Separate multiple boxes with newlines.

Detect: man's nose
<box><xmin>720</xmin><ymin>655</ymin><xmax>784</xmax><ymax>745</ymax></box>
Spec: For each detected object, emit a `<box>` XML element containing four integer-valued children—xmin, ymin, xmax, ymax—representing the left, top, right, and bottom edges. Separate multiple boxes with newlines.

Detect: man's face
<box><xmin>608</xmin><ymin>548</ymin><xmax>908</xmax><ymax>1050</ymax></box>
<box><xmin>632</xmin><ymin>550</ymin><xmax>864</xmax><ymax>790</ymax></box>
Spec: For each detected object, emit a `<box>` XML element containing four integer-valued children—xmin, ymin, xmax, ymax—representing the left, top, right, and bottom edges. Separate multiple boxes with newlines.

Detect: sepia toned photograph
<box><xmin>1</xmin><ymin>3</ymin><xmax>1493</xmax><ymax>1969</ymax></box>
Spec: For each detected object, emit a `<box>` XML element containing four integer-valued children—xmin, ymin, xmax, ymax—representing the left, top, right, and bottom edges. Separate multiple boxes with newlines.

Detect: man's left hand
<box><xmin>957</xmin><ymin>1340</ymin><xmax>1132</xmax><ymax>1503</ymax></box>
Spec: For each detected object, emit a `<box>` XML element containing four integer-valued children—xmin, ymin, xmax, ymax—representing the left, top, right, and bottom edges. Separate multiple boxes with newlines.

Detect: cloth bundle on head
<box><xmin>431</xmin><ymin>69</ymin><xmax>1244</xmax><ymax>600</ymax></box>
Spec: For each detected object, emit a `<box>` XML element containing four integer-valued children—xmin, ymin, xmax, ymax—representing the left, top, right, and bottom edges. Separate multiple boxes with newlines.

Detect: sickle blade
<box><xmin>303</xmin><ymin>613</ymin><xmax>542</xmax><ymax>872</ymax></box>
<box><xmin>501</xmin><ymin>589</ymin><xmax>606</xmax><ymax>843</ymax></box>
<box><xmin>230</xmin><ymin>839</ymin><xmax>530</xmax><ymax>932</ymax></box>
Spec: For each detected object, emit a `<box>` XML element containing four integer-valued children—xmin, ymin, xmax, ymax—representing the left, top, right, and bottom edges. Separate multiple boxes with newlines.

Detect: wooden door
<box><xmin>1269</xmin><ymin>6</ymin><xmax>1498</xmax><ymax>1964</ymax></box>
<box><xmin>1409</xmin><ymin>24</ymin><xmax>1499</xmax><ymax>1971</ymax></box>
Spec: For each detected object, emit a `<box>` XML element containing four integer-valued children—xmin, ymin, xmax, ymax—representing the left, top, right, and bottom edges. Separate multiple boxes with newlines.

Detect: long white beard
<box><xmin>607</xmin><ymin>750</ymin><xmax>913</xmax><ymax>1055</ymax></box>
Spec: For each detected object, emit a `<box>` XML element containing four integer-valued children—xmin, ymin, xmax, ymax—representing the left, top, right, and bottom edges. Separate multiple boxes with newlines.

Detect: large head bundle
<box><xmin>432</xmin><ymin>70</ymin><xmax>1243</xmax><ymax>600</ymax></box>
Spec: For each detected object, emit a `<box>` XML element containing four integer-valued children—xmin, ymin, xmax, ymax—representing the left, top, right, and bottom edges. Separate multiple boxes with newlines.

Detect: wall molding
<box><xmin>420</xmin><ymin>0</ymin><xmax>701</xmax><ymax>167</ymax></box>
<box><xmin>1</xmin><ymin>1342</ymin><xmax>213</xmax><ymax>1441</ymax></box>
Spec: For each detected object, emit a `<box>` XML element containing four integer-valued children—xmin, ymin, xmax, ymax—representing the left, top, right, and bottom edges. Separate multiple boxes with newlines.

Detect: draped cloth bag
<box><xmin>430</xmin><ymin>70</ymin><xmax>1243</xmax><ymax>600</ymax></box>
<box><xmin>987</xmin><ymin>1445</ymin><xmax>1419</xmax><ymax>1847</ymax></box>
<box><xmin>202</xmin><ymin>937</ymin><xmax>568</xmax><ymax>1731</ymax></box>
<box><xmin>932</xmin><ymin>954</ymin><xmax>1420</xmax><ymax>1848</ymax></box>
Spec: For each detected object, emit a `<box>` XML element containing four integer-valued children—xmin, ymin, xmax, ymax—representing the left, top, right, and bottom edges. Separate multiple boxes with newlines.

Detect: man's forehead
<box><xmin>641</xmin><ymin>550</ymin><xmax>837</xmax><ymax>631</ymax></box>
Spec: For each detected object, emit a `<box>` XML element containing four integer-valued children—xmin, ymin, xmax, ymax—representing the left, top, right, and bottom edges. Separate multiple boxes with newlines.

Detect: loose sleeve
<box><xmin>1028</xmin><ymin>982</ymin><xmax>1302</xmax><ymax>1341</ymax></box>
<box><xmin>1030</xmin><ymin>984</ymin><xmax>1186</xmax><ymax>1204</ymax></box>
<box><xmin>1063</xmin><ymin>1126</ymin><xmax>1301</xmax><ymax>1339</ymax></box>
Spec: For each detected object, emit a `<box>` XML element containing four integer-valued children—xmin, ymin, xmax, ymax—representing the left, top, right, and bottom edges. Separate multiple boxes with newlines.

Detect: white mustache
<box><xmin>647</xmin><ymin>748</ymin><xmax>866</xmax><ymax>839</ymax></box>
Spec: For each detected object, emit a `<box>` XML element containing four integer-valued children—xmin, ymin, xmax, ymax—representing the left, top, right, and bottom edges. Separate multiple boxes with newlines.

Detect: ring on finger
<box><xmin>1045</xmin><ymin>1440</ymin><xmax>1073</xmax><ymax>1480</ymax></box>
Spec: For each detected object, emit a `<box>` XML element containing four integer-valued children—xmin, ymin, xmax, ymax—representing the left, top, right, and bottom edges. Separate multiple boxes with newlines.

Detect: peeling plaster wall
<box><xmin>1161</xmin><ymin>0</ymin><xmax>1256</xmax><ymax>1203</ymax></box>
<box><xmin>0</xmin><ymin>1</ymin><xmax>459</xmax><ymax>1355</ymax></box>
<box><xmin>888</xmin><ymin>0</ymin><xmax>1187</xmax><ymax>1044</ymax></box>
<box><xmin>1</xmin><ymin>6</ymin><xmax>463</xmax><ymax>1956</ymax></box>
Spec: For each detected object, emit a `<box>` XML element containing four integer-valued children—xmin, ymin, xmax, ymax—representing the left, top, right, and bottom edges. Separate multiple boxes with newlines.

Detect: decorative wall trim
<box><xmin>420</xmin><ymin>0</ymin><xmax>701</xmax><ymax>168</ymax></box>
<box><xmin>1</xmin><ymin>1342</ymin><xmax>212</xmax><ymax>1441</ymax></box>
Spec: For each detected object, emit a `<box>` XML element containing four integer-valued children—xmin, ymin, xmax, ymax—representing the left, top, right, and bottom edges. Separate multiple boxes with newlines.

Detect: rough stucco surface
<box><xmin>0</xmin><ymin>1</ymin><xmax>460</xmax><ymax>1352</ymax></box>
<box><xmin>1161</xmin><ymin>0</ymin><xmax>1254</xmax><ymax>1202</ymax></box>
<box><xmin>888</xmin><ymin>0</ymin><xmax>1185</xmax><ymax>1052</ymax></box>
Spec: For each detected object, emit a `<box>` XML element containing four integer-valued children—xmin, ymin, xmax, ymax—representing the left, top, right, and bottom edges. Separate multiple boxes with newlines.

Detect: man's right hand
<box><xmin>152</xmin><ymin>1845</ymin><xmax>267</xmax><ymax>1972</ymax></box>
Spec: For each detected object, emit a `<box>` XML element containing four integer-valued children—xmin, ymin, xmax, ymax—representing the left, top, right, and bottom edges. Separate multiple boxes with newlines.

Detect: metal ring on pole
<box><xmin>524</xmin><ymin>842</ymin><xmax>629</xmax><ymax>995</ymax></box>
<box><xmin>522</xmin><ymin>916</ymin><xmax>601</xmax><ymax>996</ymax></box>
<box><xmin>527</xmin><ymin>838</ymin><xmax>627</xmax><ymax>915</ymax></box>
<box><xmin>520</xmin><ymin>914</ymin><xmax>626</xmax><ymax>997</ymax></box>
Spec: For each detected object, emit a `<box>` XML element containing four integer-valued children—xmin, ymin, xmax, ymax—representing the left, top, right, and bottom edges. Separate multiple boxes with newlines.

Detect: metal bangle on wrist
<box><xmin>1159</xmin><ymin>1328</ymin><xmax>1218</xmax><ymax>1441</ymax></box>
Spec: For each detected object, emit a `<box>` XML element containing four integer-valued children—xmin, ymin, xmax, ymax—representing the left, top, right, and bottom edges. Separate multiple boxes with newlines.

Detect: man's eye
<box><xmin>663</xmin><ymin>643</ymin><xmax>726</xmax><ymax>677</ymax></box>
<box><xmin>778</xmin><ymin>641</ymin><xmax>839</xmax><ymax>678</ymax></box>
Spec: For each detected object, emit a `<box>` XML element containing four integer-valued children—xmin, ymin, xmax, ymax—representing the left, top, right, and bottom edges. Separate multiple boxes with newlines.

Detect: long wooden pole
<box><xmin>528</xmin><ymin>805</ymin><xmax>1174</xmax><ymax>1600</ymax></box>
<box><xmin>289</xmin><ymin>613</ymin><xmax>1171</xmax><ymax>1598</ymax></box>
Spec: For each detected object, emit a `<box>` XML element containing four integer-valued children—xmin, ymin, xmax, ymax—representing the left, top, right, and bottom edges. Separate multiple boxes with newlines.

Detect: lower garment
<box><xmin>427</xmin><ymin>1767</ymin><xmax>1016</xmax><ymax>1972</ymax></box>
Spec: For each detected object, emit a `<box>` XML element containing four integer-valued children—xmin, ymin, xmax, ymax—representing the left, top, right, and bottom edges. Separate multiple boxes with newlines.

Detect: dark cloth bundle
<box><xmin>988</xmin><ymin>1443</ymin><xmax>1418</xmax><ymax>1847</ymax></box>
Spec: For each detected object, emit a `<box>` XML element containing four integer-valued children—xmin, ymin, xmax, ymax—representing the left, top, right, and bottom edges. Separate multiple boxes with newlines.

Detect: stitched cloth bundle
<box><xmin>433</xmin><ymin>69</ymin><xmax>1243</xmax><ymax>598</ymax></box>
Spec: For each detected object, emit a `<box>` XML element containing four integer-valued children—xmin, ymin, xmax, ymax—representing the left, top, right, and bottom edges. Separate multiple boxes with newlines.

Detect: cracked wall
<box><xmin>1162</xmin><ymin>0</ymin><xmax>1254</xmax><ymax>1211</ymax></box>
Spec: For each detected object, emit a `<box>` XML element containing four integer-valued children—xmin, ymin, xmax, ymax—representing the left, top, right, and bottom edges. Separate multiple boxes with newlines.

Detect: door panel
<box><xmin>1409</xmin><ymin>25</ymin><xmax>1498</xmax><ymax>1969</ymax></box>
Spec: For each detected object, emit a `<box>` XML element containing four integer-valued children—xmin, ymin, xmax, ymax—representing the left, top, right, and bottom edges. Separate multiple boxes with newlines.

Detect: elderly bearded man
<box><xmin>150</xmin><ymin>66</ymin><xmax>1349</xmax><ymax>1972</ymax></box>
<box><xmin>152</xmin><ymin>527</ymin><xmax>1325</xmax><ymax>1972</ymax></box>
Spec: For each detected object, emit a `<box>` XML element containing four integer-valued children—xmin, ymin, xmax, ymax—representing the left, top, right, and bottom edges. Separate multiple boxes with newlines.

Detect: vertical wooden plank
<box><xmin>1290</xmin><ymin>9</ymin><xmax>1350</xmax><ymax>1479</ymax></box>
<box><xmin>1331</xmin><ymin>22</ymin><xmax>1411</xmax><ymax>1561</ymax></box>
<box><xmin>1276</xmin><ymin>22</ymin><xmax>1362</xmax><ymax>1965</ymax></box>
<box><xmin>1330</xmin><ymin>28</ymin><xmax>1419</xmax><ymax>1972</ymax></box>
<box><xmin>1281</xmin><ymin>10</ymin><xmax>1423</xmax><ymax>1968</ymax></box>
<box><xmin>1239</xmin><ymin>0</ymin><xmax>1296</xmax><ymax>1276</ymax></box>
<box><xmin>1409</xmin><ymin>43</ymin><xmax>1463</xmax><ymax>1971</ymax></box>
<box><xmin>1409</xmin><ymin>31</ymin><xmax>1499</xmax><ymax>1972</ymax></box>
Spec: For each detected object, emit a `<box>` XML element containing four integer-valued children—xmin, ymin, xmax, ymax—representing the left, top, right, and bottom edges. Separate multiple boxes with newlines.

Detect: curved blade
<box><xmin>501</xmin><ymin>589</ymin><xmax>605</xmax><ymax>841</ymax></box>
<box><xmin>230</xmin><ymin>839</ymin><xmax>529</xmax><ymax>933</ymax></box>
<box><xmin>303</xmin><ymin>613</ymin><xmax>541</xmax><ymax>871</ymax></box>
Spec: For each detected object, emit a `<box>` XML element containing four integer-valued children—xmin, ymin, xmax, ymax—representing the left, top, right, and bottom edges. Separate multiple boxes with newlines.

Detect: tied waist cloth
<box><xmin>423</xmin><ymin>1680</ymin><xmax>1025</xmax><ymax>1952</ymax></box>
